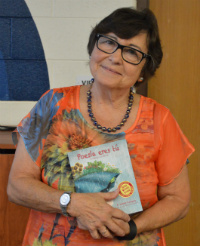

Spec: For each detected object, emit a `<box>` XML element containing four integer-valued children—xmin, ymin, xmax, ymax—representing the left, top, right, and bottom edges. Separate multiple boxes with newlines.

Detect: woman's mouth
<box><xmin>101</xmin><ymin>65</ymin><xmax>121</xmax><ymax>75</ymax></box>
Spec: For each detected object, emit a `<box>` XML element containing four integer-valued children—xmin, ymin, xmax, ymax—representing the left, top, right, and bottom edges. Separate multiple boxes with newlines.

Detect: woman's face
<box><xmin>89</xmin><ymin>32</ymin><xmax>148</xmax><ymax>90</ymax></box>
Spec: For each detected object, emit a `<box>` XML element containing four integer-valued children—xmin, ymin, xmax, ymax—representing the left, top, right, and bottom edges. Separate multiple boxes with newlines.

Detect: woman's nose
<box><xmin>108</xmin><ymin>48</ymin><xmax>122</xmax><ymax>64</ymax></box>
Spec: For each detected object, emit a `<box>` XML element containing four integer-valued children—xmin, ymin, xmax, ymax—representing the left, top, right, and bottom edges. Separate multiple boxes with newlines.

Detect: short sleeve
<box><xmin>12</xmin><ymin>89</ymin><xmax>64</xmax><ymax>167</ymax></box>
<box><xmin>155</xmin><ymin>106</ymin><xmax>195</xmax><ymax>186</ymax></box>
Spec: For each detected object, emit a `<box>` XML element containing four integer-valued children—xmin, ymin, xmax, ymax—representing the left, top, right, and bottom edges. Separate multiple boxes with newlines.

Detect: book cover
<box><xmin>68</xmin><ymin>139</ymin><xmax>143</xmax><ymax>214</ymax></box>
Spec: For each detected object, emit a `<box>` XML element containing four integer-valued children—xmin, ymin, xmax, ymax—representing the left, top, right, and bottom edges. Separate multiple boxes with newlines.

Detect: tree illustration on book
<box><xmin>71</xmin><ymin>160</ymin><xmax>121</xmax><ymax>193</ymax></box>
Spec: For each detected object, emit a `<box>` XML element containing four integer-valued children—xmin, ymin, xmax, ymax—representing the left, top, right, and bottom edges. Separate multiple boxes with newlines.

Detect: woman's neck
<box><xmin>90</xmin><ymin>82</ymin><xmax>131</xmax><ymax>110</ymax></box>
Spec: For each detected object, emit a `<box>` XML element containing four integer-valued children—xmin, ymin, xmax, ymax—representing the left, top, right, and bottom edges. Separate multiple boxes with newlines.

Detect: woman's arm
<box><xmin>7</xmin><ymin>136</ymin><xmax>63</xmax><ymax>213</ymax></box>
<box><xmin>7</xmin><ymin>136</ymin><xmax>130</xmax><ymax>239</ymax></box>
<box><xmin>132</xmin><ymin>164</ymin><xmax>191</xmax><ymax>234</ymax></box>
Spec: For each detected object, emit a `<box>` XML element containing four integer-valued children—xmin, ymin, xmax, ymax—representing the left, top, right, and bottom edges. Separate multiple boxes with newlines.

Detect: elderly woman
<box><xmin>7</xmin><ymin>7</ymin><xmax>194</xmax><ymax>246</ymax></box>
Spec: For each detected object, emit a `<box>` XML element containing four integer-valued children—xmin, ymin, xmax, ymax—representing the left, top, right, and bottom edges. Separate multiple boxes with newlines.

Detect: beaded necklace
<box><xmin>87</xmin><ymin>86</ymin><xmax>134</xmax><ymax>133</ymax></box>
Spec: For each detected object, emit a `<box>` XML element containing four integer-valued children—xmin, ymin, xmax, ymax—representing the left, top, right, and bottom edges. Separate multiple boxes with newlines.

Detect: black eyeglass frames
<box><xmin>96</xmin><ymin>34</ymin><xmax>151</xmax><ymax>65</ymax></box>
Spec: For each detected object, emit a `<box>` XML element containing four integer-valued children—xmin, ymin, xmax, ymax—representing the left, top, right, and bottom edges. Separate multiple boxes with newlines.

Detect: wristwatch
<box><xmin>59</xmin><ymin>192</ymin><xmax>72</xmax><ymax>216</ymax></box>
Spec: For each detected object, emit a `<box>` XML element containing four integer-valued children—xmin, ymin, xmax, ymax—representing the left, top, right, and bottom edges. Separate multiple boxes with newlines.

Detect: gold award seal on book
<box><xmin>118</xmin><ymin>181</ymin><xmax>134</xmax><ymax>198</ymax></box>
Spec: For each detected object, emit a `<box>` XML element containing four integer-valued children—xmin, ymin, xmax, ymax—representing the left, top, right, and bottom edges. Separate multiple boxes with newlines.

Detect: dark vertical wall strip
<box><xmin>136</xmin><ymin>0</ymin><xmax>149</xmax><ymax>97</ymax></box>
<box><xmin>137</xmin><ymin>0</ymin><xmax>149</xmax><ymax>11</ymax></box>
<box><xmin>0</xmin><ymin>0</ymin><xmax>50</xmax><ymax>101</ymax></box>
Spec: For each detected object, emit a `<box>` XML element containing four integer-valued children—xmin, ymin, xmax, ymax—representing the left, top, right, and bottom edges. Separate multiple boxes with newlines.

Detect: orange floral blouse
<box><xmin>13</xmin><ymin>85</ymin><xmax>195</xmax><ymax>246</ymax></box>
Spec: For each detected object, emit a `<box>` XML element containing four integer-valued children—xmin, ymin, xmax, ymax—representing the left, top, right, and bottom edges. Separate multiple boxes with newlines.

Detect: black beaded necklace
<box><xmin>87</xmin><ymin>86</ymin><xmax>134</xmax><ymax>133</ymax></box>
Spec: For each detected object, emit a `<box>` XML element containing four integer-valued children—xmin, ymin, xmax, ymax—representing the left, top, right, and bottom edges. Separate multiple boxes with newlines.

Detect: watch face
<box><xmin>60</xmin><ymin>193</ymin><xmax>70</xmax><ymax>206</ymax></box>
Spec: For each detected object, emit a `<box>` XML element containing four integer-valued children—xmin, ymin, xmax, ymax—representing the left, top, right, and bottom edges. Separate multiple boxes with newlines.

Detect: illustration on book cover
<box><xmin>68</xmin><ymin>139</ymin><xmax>143</xmax><ymax>214</ymax></box>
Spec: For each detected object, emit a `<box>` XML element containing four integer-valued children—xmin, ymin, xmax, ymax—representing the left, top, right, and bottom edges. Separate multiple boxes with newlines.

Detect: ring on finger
<box><xmin>102</xmin><ymin>230</ymin><xmax>108</xmax><ymax>235</ymax></box>
<box><xmin>99</xmin><ymin>227</ymin><xmax>112</xmax><ymax>238</ymax></box>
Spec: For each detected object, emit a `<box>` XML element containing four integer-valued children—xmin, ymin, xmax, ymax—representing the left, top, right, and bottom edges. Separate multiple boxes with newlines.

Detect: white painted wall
<box><xmin>0</xmin><ymin>0</ymin><xmax>136</xmax><ymax>126</ymax></box>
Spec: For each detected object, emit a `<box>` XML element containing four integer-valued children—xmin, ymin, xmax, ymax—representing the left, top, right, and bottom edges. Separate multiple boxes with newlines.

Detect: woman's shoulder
<box><xmin>140</xmin><ymin>95</ymin><xmax>170</xmax><ymax>116</ymax></box>
<box><xmin>39</xmin><ymin>85</ymin><xmax>81</xmax><ymax>104</ymax></box>
<box><xmin>47</xmin><ymin>85</ymin><xmax>81</xmax><ymax>96</ymax></box>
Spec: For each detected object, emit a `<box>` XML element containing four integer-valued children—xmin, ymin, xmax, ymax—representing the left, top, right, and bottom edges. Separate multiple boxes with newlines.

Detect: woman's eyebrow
<box><xmin>106</xmin><ymin>34</ymin><xmax>142</xmax><ymax>51</ymax></box>
<box><xmin>129</xmin><ymin>44</ymin><xmax>142</xmax><ymax>51</ymax></box>
<box><xmin>106</xmin><ymin>34</ymin><xmax>118</xmax><ymax>40</ymax></box>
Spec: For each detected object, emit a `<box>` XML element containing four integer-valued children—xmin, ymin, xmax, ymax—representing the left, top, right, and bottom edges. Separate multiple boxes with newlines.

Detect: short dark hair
<box><xmin>87</xmin><ymin>7</ymin><xmax>163</xmax><ymax>84</ymax></box>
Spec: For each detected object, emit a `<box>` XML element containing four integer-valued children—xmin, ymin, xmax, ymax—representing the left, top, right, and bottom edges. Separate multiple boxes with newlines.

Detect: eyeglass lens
<box><xmin>97</xmin><ymin>36</ymin><xmax>143</xmax><ymax>64</ymax></box>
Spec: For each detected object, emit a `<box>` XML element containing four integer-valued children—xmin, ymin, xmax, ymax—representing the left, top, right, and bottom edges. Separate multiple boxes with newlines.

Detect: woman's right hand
<box><xmin>67</xmin><ymin>190</ymin><xmax>130</xmax><ymax>239</ymax></box>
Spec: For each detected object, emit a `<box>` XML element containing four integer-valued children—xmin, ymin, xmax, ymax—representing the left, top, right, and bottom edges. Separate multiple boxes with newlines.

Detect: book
<box><xmin>68</xmin><ymin>139</ymin><xmax>143</xmax><ymax>214</ymax></box>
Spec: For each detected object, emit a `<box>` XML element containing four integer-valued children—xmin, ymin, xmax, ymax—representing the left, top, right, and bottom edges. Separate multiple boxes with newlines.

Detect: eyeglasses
<box><xmin>96</xmin><ymin>34</ymin><xmax>151</xmax><ymax>65</ymax></box>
